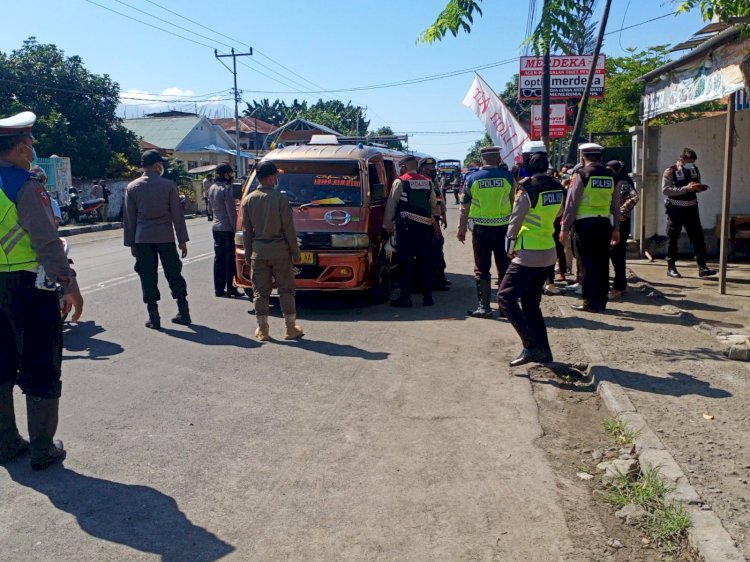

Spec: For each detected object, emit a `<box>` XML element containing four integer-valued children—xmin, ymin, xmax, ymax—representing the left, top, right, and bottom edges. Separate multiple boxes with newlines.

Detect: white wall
<box><xmin>641</xmin><ymin>110</ymin><xmax>750</xmax><ymax>254</ymax></box>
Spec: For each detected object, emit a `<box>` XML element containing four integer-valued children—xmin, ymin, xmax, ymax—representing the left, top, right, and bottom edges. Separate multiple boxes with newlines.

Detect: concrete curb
<box><xmin>550</xmin><ymin>297</ymin><xmax>747</xmax><ymax>562</ymax></box>
<box><xmin>58</xmin><ymin>215</ymin><xmax>199</xmax><ymax>237</ymax></box>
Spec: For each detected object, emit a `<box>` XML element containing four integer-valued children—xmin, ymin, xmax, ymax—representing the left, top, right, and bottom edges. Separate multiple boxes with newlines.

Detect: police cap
<box><xmin>418</xmin><ymin>157</ymin><xmax>436</xmax><ymax>168</ymax></box>
<box><xmin>141</xmin><ymin>149</ymin><xmax>166</xmax><ymax>166</ymax></box>
<box><xmin>479</xmin><ymin>146</ymin><xmax>501</xmax><ymax>156</ymax></box>
<box><xmin>256</xmin><ymin>160</ymin><xmax>279</xmax><ymax>179</ymax></box>
<box><xmin>398</xmin><ymin>155</ymin><xmax>417</xmax><ymax>167</ymax></box>
<box><xmin>521</xmin><ymin>141</ymin><xmax>547</xmax><ymax>154</ymax></box>
<box><xmin>0</xmin><ymin>111</ymin><xmax>36</xmax><ymax>137</ymax></box>
<box><xmin>578</xmin><ymin>142</ymin><xmax>604</xmax><ymax>154</ymax></box>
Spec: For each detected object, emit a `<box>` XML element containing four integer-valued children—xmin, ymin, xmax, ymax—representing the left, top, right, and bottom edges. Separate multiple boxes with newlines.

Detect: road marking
<box><xmin>79</xmin><ymin>252</ymin><xmax>214</xmax><ymax>295</ymax></box>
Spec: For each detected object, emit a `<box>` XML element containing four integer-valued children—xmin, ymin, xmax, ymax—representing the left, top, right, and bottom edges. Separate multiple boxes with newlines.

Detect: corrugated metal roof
<box><xmin>123</xmin><ymin>116</ymin><xmax>201</xmax><ymax>149</ymax></box>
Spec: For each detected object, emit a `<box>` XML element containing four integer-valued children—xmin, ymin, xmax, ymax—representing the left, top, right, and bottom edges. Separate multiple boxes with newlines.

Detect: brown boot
<box><xmin>0</xmin><ymin>384</ymin><xmax>29</xmax><ymax>463</ymax></box>
<box><xmin>254</xmin><ymin>315</ymin><xmax>270</xmax><ymax>341</ymax></box>
<box><xmin>283</xmin><ymin>315</ymin><xmax>304</xmax><ymax>340</ymax></box>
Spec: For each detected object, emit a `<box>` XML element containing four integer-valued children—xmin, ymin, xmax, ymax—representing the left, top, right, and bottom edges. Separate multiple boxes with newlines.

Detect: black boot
<box><xmin>26</xmin><ymin>395</ymin><xmax>65</xmax><ymax>470</ymax></box>
<box><xmin>145</xmin><ymin>303</ymin><xmax>161</xmax><ymax>330</ymax></box>
<box><xmin>468</xmin><ymin>280</ymin><xmax>493</xmax><ymax>318</ymax></box>
<box><xmin>172</xmin><ymin>298</ymin><xmax>192</xmax><ymax>325</ymax></box>
<box><xmin>0</xmin><ymin>384</ymin><xmax>29</xmax><ymax>463</ymax></box>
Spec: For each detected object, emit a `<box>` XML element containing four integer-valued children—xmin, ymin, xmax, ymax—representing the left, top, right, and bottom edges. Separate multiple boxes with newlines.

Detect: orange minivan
<box><xmin>234</xmin><ymin>136</ymin><xmax>403</xmax><ymax>300</ymax></box>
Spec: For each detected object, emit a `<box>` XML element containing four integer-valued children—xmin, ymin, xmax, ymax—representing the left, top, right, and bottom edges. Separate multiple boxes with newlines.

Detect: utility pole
<box><xmin>564</xmin><ymin>0</ymin><xmax>612</xmax><ymax>164</ymax></box>
<box><xmin>215</xmin><ymin>48</ymin><xmax>253</xmax><ymax>173</ymax></box>
<box><xmin>541</xmin><ymin>0</ymin><xmax>551</xmax><ymax>149</ymax></box>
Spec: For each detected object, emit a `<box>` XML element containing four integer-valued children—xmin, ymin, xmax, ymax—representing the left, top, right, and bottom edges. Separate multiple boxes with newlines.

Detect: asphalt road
<box><xmin>1</xmin><ymin>209</ymin><xmax>577</xmax><ymax>561</ymax></box>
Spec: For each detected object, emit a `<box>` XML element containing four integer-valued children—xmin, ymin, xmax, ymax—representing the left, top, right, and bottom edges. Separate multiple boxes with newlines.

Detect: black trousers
<box><xmin>397</xmin><ymin>220</ymin><xmax>434</xmax><ymax>298</ymax></box>
<box><xmin>666</xmin><ymin>204</ymin><xmax>707</xmax><ymax>268</ymax></box>
<box><xmin>134</xmin><ymin>243</ymin><xmax>188</xmax><ymax>305</ymax></box>
<box><xmin>0</xmin><ymin>272</ymin><xmax>62</xmax><ymax>399</ymax></box>
<box><xmin>432</xmin><ymin>219</ymin><xmax>447</xmax><ymax>283</ymax></box>
<box><xmin>547</xmin><ymin>216</ymin><xmax>567</xmax><ymax>284</ymax></box>
<box><xmin>610</xmin><ymin>219</ymin><xmax>631</xmax><ymax>291</ymax></box>
<box><xmin>572</xmin><ymin>217</ymin><xmax>612</xmax><ymax>310</ymax></box>
<box><xmin>497</xmin><ymin>263</ymin><xmax>553</xmax><ymax>353</ymax></box>
<box><xmin>212</xmin><ymin>230</ymin><xmax>237</xmax><ymax>294</ymax></box>
<box><xmin>472</xmin><ymin>224</ymin><xmax>509</xmax><ymax>282</ymax></box>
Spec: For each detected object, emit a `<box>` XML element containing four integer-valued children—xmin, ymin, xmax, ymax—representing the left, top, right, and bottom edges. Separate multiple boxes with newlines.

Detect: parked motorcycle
<box><xmin>60</xmin><ymin>188</ymin><xmax>105</xmax><ymax>225</ymax></box>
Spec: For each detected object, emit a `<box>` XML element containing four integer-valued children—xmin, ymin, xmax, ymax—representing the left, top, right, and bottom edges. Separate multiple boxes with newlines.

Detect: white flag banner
<box><xmin>462</xmin><ymin>73</ymin><xmax>529</xmax><ymax>168</ymax></box>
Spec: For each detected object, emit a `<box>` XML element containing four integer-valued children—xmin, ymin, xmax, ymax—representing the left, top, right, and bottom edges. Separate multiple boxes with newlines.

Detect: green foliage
<box><xmin>163</xmin><ymin>158</ymin><xmax>193</xmax><ymax>189</ymax></box>
<box><xmin>245</xmin><ymin>98</ymin><xmax>369</xmax><ymax>136</ymax></box>
<box><xmin>464</xmin><ymin>133</ymin><xmax>492</xmax><ymax>167</ymax></box>
<box><xmin>417</xmin><ymin>0</ymin><xmax>483</xmax><ymax>44</ymax></box>
<box><xmin>106</xmin><ymin>153</ymin><xmax>139</xmax><ymax>179</ymax></box>
<box><xmin>672</xmin><ymin>0</ymin><xmax>750</xmax><ymax>21</ymax></box>
<box><xmin>586</xmin><ymin>47</ymin><xmax>672</xmax><ymax>143</ymax></box>
<box><xmin>500</xmin><ymin>75</ymin><xmax>532</xmax><ymax>124</ymax></box>
<box><xmin>371</xmin><ymin>126</ymin><xmax>404</xmax><ymax>151</ymax></box>
<box><xmin>602</xmin><ymin>417</ymin><xmax>640</xmax><ymax>444</ymax></box>
<box><xmin>0</xmin><ymin>38</ymin><xmax>140</xmax><ymax>178</ymax></box>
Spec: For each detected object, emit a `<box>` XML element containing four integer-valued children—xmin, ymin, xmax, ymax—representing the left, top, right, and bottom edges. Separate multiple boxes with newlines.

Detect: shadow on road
<box><xmin>608</xmin><ymin>368</ymin><xmax>732</xmax><ymax>399</ymax></box>
<box><xmin>63</xmin><ymin>321</ymin><xmax>124</xmax><ymax>361</ymax></box>
<box><xmin>546</xmin><ymin>315</ymin><xmax>634</xmax><ymax>332</ymax></box>
<box><xmin>161</xmin><ymin>324</ymin><xmax>259</xmax><ymax>348</ymax></box>
<box><xmin>4</xmin><ymin>463</ymin><xmax>234</xmax><ymax>561</ymax></box>
<box><xmin>276</xmin><ymin>338</ymin><xmax>389</xmax><ymax>360</ymax></box>
<box><xmin>653</xmin><ymin>347</ymin><xmax>730</xmax><ymax>362</ymax></box>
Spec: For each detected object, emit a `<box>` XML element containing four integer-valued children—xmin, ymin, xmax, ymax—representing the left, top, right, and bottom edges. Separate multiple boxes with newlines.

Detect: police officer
<box><xmin>607</xmin><ymin>160</ymin><xmax>639</xmax><ymax>298</ymax></box>
<box><xmin>417</xmin><ymin>157</ymin><xmax>450</xmax><ymax>290</ymax></box>
<box><xmin>663</xmin><ymin>148</ymin><xmax>715</xmax><ymax>279</ymax></box>
<box><xmin>241</xmin><ymin>161</ymin><xmax>303</xmax><ymax>341</ymax></box>
<box><xmin>498</xmin><ymin>145</ymin><xmax>564</xmax><ymax>366</ymax></box>
<box><xmin>124</xmin><ymin>150</ymin><xmax>191</xmax><ymax>329</ymax></box>
<box><xmin>208</xmin><ymin>164</ymin><xmax>241</xmax><ymax>298</ymax></box>
<box><xmin>0</xmin><ymin>111</ymin><xmax>83</xmax><ymax>470</ymax></box>
<box><xmin>457</xmin><ymin>146</ymin><xmax>515</xmax><ymax>318</ymax></box>
<box><xmin>560</xmin><ymin>143</ymin><xmax>620</xmax><ymax>312</ymax></box>
<box><xmin>384</xmin><ymin>155</ymin><xmax>437</xmax><ymax>307</ymax></box>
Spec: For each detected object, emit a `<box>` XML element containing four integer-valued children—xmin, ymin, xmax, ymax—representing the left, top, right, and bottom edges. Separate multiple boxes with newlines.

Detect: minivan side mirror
<box><xmin>371</xmin><ymin>183</ymin><xmax>386</xmax><ymax>202</ymax></box>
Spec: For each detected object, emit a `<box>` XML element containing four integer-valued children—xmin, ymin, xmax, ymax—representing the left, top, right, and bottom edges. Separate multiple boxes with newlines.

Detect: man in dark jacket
<box><xmin>208</xmin><ymin>164</ymin><xmax>241</xmax><ymax>298</ymax></box>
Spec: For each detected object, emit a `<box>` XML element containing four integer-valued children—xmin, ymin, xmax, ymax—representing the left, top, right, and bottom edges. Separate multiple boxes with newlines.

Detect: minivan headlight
<box><xmin>330</xmin><ymin>233</ymin><xmax>369</xmax><ymax>248</ymax></box>
<box><xmin>234</xmin><ymin>231</ymin><xmax>243</xmax><ymax>246</ymax></box>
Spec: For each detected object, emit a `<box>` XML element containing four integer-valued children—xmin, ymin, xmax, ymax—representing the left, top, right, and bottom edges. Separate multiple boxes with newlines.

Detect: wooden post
<box><xmin>718</xmin><ymin>92</ymin><xmax>736</xmax><ymax>294</ymax></box>
<box><xmin>639</xmin><ymin>120</ymin><xmax>649</xmax><ymax>257</ymax></box>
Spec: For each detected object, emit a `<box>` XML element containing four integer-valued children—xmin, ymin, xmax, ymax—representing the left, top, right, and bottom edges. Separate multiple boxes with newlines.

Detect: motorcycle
<box><xmin>60</xmin><ymin>188</ymin><xmax>105</xmax><ymax>225</ymax></box>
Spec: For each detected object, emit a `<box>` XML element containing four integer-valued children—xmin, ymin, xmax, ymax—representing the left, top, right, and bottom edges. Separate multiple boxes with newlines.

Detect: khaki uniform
<box><xmin>241</xmin><ymin>186</ymin><xmax>300</xmax><ymax>316</ymax></box>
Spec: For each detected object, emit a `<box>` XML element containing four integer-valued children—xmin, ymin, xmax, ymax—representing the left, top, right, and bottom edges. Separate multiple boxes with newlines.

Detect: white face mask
<box><xmin>683</xmin><ymin>162</ymin><xmax>695</xmax><ymax>170</ymax></box>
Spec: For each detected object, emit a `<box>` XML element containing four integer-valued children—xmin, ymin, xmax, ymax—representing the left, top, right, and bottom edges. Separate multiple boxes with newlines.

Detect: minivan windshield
<box><xmin>273</xmin><ymin>160</ymin><xmax>363</xmax><ymax>206</ymax></box>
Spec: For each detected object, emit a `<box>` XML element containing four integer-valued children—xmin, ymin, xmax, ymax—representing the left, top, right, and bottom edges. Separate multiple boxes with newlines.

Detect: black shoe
<box><xmin>215</xmin><ymin>290</ymin><xmax>226</xmax><ymax>297</ymax></box>
<box><xmin>30</xmin><ymin>439</ymin><xmax>66</xmax><ymax>471</ymax></box>
<box><xmin>226</xmin><ymin>289</ymin><xmax>242</xmax><ymax>298</ymax></box>
<box><xmin>571</xmin><ymin>304</ymin><xmax>604</xmax><ymax>312</ymax></box>
<box><xmin>467</xmin><ymin>307</ymin><xmax>493</xmax><ymax>319</ymax></box>
<box><xmin>667</xmin><ymin>268</ymin><xmax>682</xmax><ymax>278</ymax></box>
<box><xmin>145</xmin><ymin>304</ymin><xmax>161</xmax><ymax>330</ymax></box>
<box><xmin>172</xmin><ymin>299</ymin><xmax>192</xmax><ymax>325</ymax></box>
<box><xmin>423</xmin><ymin>294</ymin><xmax>434</xmax><ymax>307</ymax></box>
<box><xmin>433</xmin><ymin>283</ymin><xmax>451</xmax><ymax>292</ymax></box>
<box><xmin>698</xmin><ymin>267</ymin><xmax>717</xmax><ymax>278</ymax></box>
<box><xmin>509</xmin><ymin>348</ymin><xmax>548</xmax><ymax>367</ymax></box>
<box><xmin>390</xmin><ymin>297</ymin><xmax>413</xmax><ymax>308</ymax></box>
<box><xmin>26</xmin><ymin>397</ymin><xmax>66</xmax><ymax>471</ymax></box>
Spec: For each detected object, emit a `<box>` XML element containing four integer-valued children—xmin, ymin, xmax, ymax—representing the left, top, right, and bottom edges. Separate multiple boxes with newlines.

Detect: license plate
<box><xmin>299</xmin><ymin>251</ymin><xmax>315</xmax><ymax>265</ymax></box>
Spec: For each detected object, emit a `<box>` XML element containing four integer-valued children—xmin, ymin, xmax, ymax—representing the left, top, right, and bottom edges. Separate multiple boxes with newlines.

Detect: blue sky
<box><xmin>3</xmin><ymin>0</ymin><xmax>705</xmax><ymax>160</ymax></box>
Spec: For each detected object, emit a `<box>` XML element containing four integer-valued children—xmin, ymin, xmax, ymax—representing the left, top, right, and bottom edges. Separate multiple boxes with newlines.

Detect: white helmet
<box><xmin>521</xmin><ymin>140</ymin><xmax>547</xmax><ymax>154</ymax></box>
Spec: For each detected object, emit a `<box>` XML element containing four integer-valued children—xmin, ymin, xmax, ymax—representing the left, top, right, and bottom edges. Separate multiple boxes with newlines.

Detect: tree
<box><xmin>0</xmin><ymin>38</ymin><xmax>140</xmax><ymax>178</ymax></box>
<box><xmin>499</xmin><ymin>75</ymin><xmax>532</xmax><ymax>124</ymax></box>
<box><xmin>371</xmin><ymin>126</ymin><xmax>404</xmax><ymax>151</ymax></box>
<box><xmin>244</xmin><ymin>99</ymin><xmax>369</xmax><ymax>135</ymax></box>
<box><xmin>420</xmin><ymin>1</ymin><xmax>749</xmax><ymax>53</ymax></box>
<box><xmin>464</xmin><ymin>133</ymin><xmax>492</xmax><ymax>167</ymax></box>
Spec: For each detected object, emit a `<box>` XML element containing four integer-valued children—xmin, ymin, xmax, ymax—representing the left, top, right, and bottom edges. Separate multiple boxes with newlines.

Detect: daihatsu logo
<box><xmin>324</xmin><ymin>210</ymin><xmax>351</xmax><ymax>226</ymax></box>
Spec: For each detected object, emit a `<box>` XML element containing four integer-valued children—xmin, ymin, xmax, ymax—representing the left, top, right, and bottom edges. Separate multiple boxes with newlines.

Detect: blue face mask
<box><xmin>32</xmin><ymin>146</ymin><xmax>38</xmax><ymax>162</ymax></box>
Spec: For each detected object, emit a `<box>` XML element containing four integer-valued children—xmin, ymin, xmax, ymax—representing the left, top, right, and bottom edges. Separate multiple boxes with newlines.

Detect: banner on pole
<box><xmin>531</xmin><ymin>104</ymin><xmax>568</xmax><ymax>139</ymax></box>
<box><xmin>462</xmin><ymin>73</ymin><xmax>529</xmax><ymax>168</ymax></box>
<box><xmin>519</xmin><ymin>55</ymin><xmax>606</xmax><ymax>100</ymax></box>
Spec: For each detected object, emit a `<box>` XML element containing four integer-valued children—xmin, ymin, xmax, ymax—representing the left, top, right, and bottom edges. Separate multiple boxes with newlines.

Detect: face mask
<box><xmin>424</xmin><ymin>170</ymin><xmax>437</xmax><ymax>179</ymax></box>
<box><xmin>683</xmin><ymin>162</ymin><xmax>695</xmax><ymax>170</ymax></box>
<box><xmin>156</xmin><ymin>164</ymin><xmax>165</xmax><ymax>176</ymax></box>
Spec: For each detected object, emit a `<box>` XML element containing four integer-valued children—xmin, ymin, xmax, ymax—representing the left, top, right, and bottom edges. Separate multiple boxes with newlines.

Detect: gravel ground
<box><xmin>541</xmin><ymin>280</ymin><xmax>750</xmax><ymax>558</ymax></box>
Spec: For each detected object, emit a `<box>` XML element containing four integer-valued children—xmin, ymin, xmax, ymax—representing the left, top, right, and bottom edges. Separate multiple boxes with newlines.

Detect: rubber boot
<box><xmin>468</xmin><ymin>280</ymin><xmax>493</xmax><ymax>318</ymax></box>
<box><xmin>255</xmin><ymin>315</ymin><xmax>270</xmax><ymax>341</ymax></box>
<box><xmin>0</xmin><ymin>384</ymin><xmax>29</xmax><ymax>463</ymax></box>
<box><xmin>283</xmin><ymin>315</ymin><xmax>304</xmax><ymax>340</ymax></box>
<box><xmin>145</xmin><ymin>303</ymin><xmax>161</xmax><ymax>330</ymax></box>
<box><xmin>172</xmin><ymin>298</ymin><xmax>192</xmax><ymax>325</ymax></box>
<box><xmin>26</xmin><ymin>396</ymin><xmax>65</xmax><ymax>471</ymax></box>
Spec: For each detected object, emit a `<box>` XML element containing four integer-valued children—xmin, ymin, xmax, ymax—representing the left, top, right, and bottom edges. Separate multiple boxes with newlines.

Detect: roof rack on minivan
<box><xmin>308</xmin><ymin>134</ymin><xmax>340</xmax><ymax>145</ymax></box>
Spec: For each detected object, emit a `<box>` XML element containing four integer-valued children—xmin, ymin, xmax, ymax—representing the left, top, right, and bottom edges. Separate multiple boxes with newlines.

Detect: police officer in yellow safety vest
<box><xmin>457</xmin><ymin>146</ymin><xmax>515</xmax><ymax>318</ymax></box>
<box><xmin>498</xmin><ymin>145</ymin><xmax>564</xmax><ymax>366</ymax></box>
<box><xmin>559</xmin><ymin>143</ymin><xmax>621</xmax><ymax>312</ymax></box>
<box><xmin>0</xmin><ymin>111</ymin><xmax>83</xmax><ymax>470</ymax></box>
